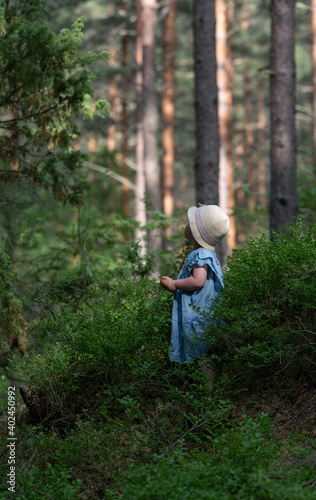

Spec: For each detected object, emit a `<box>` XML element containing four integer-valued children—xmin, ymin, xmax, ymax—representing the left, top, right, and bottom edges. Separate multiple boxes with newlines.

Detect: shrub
<box><xmin>1</xmin><ymin>462</ymin><xmax>82</xmax><ymax>500</ymax></box>
<box><xmin>0</xmin><ymin>249</ymin><xmax>28</xmax><ymax>359</ymax></box>
<box><xmin>206</xmin><ymin>220</ymin><xmax>316</xmax><ymax>386</ymax></box>
<box><xmin>12</xmin><ymin>272</ymin><xmax>173</xmax><ymax>431</ymax></box>
<box><xmin>110</xmin><ymin>415</ymin><xmax>316</xmax><ymax>500</ymax></box>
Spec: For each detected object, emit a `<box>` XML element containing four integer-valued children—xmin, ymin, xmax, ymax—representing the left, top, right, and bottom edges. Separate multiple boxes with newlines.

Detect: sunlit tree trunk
<box><xmin>162</xmin><ymin>0</ymin><xmax>176</xmax><ymax>240</ymax></box>
<box><xmin>142</xmin><ymin>0</ymin><xmax>162</xmax><ymax>251</ymax></box>
<box><xmin>270</xmin><ymin>0</ymin><xmax>297</xmax><ymax>233</ymax></box>
<box><xmin>193</xmin><ymin>0</ymin><xmax>219</xmax><ymax>205</ymax></box>
<box><xmin>257</xmin><ymin>70</ymin><xmax>267</xmax><ymax>207</ymax></box>
<box><xmin>107</xmin><ymin>45</ymin><xmax>121</xmax><ymax>153</ymax></box>
<box><xmin>235</xmin><ymin>130</ymin><xmax>247</xmax><ymax>245</ymax></box>
<box><xmin>245</xmin><ymin>59</ymin><xmax>255</xmax><ymax>214</ymax></box>
<box><xmin>216</xmin><ymin>0</ymin><xmax>235</xmax><ymax>261</ymax></box>
<box><xmin>122</xmin><ymin>7</ymin><xmax>129</xmax><ymax>218</ymax></box>
<box><xmin>312</xmin><ymin>0</ymin><xmax>316</xmax><ymax>164</ymax></box>
<box><xmin>135</xmin><ymin>0</ymin><xmax>147</xmax><ymax>253</ymax></box>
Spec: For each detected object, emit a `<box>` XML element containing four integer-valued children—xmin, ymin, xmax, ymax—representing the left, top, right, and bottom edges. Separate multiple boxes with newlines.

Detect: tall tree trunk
<box><xmin>216</xmin><ymin>0</ymin><xmax>236</xmax><ymax>259</ymax></box>
<box><xmin>193</xmin><ymin>0</ymin><xmax>219</xmax><ymax>205</ymax></box>
<box><xmin>235</xmin><ymin>130</ymin><xmax>247</xmax><ymax>245</ymax></box>
<box><xmin>162</xmin><ymin>0</ymin><xmax>176</xmax><ymax>238</ymax></box>
<box><xmin>135</xmin><ymin>0</ymin><xmax>147</xmax><ymax>253</ymax></box>
<box><xmin>107</xmin><ymin>51</ymin><xmax>121</xmax><ymax>153</ymax></box>
<box><xmin>122</xmin><ymin>12</ymin><xmax>129</xmax><ymax>218</ymax></box>
<box><xmin>312</xmin><ymin>0</ymin><xmax>316</xmax><ymax>165</ymax></box>
<box><xmin>245</xmin><ymin>59</ymin><xmax>255</xmax><ymax>214</ymax></box>
<box><xmin>257</xmin><ymin>70</ymin><xmax>267</xmax><ymax>207</ymax></box>
<box><xmin>270</xmin><ymin>0</ymin><xmax>297</xmax><ymax>233</ymax></box>
<box><xmin>142</xmin><ymin>0</ymin><xmax>162</xmax><ymax>251</ymax></box>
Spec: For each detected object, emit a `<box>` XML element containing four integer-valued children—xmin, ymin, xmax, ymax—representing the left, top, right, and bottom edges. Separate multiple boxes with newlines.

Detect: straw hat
<box><xmin>188</xmin><ymin>205</ymin><xmax>230</xmax><ymax>250</ymax></box>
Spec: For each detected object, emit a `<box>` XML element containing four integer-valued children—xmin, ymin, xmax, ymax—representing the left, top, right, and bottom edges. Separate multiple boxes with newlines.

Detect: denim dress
<box><xmin>169</xmin><ymin>247</ymin><xmax>224</xmax><ymax>363</ymax></box>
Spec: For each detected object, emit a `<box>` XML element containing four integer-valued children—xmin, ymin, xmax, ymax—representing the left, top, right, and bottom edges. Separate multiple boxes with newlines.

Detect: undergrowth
<box><xmin>206</xmin><ymin>219</ymin><xmax>316</xmax><ymax>391</ymax></box>
<box><xmin>0</xmin><ymin>219</ymin><xmax>315</xmax><ymax>499</ymax></box>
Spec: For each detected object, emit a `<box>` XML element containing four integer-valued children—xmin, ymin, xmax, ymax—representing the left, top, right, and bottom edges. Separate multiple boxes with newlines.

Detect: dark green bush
<box><xmin>0</xmin><ymin>249</ymin><xmax>28</xmax><ymax>359</ymax></box>
<box><xmin>5</xmin><ymin>219</ymin><xmax>316</xmax><ymax>499</ymax></box>
<box><xmin>1</xmin><ymin>461</ymin><xmax>82</xmax><ymax>500</ymax></box>
<box><xmin>206</xmin><ymin>219</ymin><xmax>316</xmax><ymax>386</ymax></box>
<box><xmin>109</xmin><ymin>414</ymin><xmax>316</xmax><ymax>500</ymax></box>
<box><xmin>12</xmin><ymin>272</ymin><xmax>174</xmax><ymax>430</ymax></box>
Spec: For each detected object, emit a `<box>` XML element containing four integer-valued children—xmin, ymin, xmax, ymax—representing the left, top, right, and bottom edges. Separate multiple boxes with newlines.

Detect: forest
<box><xmin>0</xmin><ymin>0</ymin><xmax>315</xmax><ymax>498</ymax></box>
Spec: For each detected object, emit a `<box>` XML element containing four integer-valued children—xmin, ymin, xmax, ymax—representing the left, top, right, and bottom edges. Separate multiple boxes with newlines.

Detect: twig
<box><xmin>160</xmin><ymin>412</ymin><xmax>212</xmax><ymax>456</ymax></box>
<box><xmin>304</xmin><ymin>478</ymin><xmax>316</xmax><ymax>487</ymax></box>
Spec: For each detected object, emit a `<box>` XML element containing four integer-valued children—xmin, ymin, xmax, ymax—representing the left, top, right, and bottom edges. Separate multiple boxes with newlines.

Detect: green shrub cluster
<box><xmin>2</xmin><ymin>219</ymin><xmax>315</xmax><ymax>499</ymax></box>
<box><xmin>13</xmin><ymin>271</ymin><xmax>172</xmax><ymax>423</ymax></box>
<box><xmin>110</xmin><ymin>414</ymin><xmax>316</xmax><ymax>500</ymax></box>
<box><xmin>1</xmin><ymin>462</ymin><xmax>82</xmax><ymax>500</ymax></box>
<box><xmin>206</xmin><ymin>220</ymin><xmax>316</xmax><ymax>386</ymax></box>
<box><xmin>0</xmin><ymin>249</ymin><xmax>28</xmax><ymax>357</ymax></box>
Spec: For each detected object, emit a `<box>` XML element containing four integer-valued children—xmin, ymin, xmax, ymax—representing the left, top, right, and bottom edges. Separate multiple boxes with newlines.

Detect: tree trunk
<box><xmin>135</xmin><ymin>0</ymin><xmax>147</xmax><ymax>253</ymax></box>
<box><xmin>270</xmin><ymin>0</ymin><xmax>297</xmax><ymax>233</ymax></box>
<box><xmin>312</xmin><ymin>0</ymin><xmax>316</xmax><ymax>165</ymax></box>
<box><xmin>193</xmin><ymin>0</ymin><xmax>219</xmax><ymax>205</ymax></box>
<box><xmin>235</xmin><ymin>130</ymin><xmax>247</xmax><ymax>245</ymax></box>
<box><xmin>257</xmin><ymin>70</ymin><xmax>267</xmax><ymax>207</ymax></box>
<box><xmin>142</xmin><ymin>0</ymin><xmax>162</xmax><ymax>251</ymax></box>
<box><xmin>245</xmin><ymin>59</ymin><xmax>255</xmax><ymax>214</ymax></box>
<box><xmin>216</xmin><ymin>0</ymin><xmax>236</xmax><ymax>259</ymax></box>
<box><xmin>107</xmin><ymin>57</ymin><xmax>121</xmax><ymax>154</ymax></box>
<box><xmin>122</xmin><ymin>18</ymin><xmax>129</xmax><ymax>218</ymax></box>
<box><xmin>162</xmin><ymin>0</ymin><xmax>176</xmax><ymax>235</ymax></box>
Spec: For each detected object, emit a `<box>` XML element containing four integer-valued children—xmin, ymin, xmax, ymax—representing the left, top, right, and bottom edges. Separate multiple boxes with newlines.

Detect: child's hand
<box><xmin>160</xmin><ymin>276</ymin><xmax>177</xmax><ymax>293</ymax></box>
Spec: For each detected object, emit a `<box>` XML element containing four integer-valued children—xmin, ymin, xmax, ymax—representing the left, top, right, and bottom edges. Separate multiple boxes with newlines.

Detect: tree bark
<box><xmin>270</xmin><ymin>0</ymin><xmax>297</xmax><ymax>233</ymax></box>
<box><xmin>257</xmin><ymin>70</ymin><xmax>267</xmax><ymax>207</ymax></box>
<box><xmin>142</xmin><ymin>0</ymin><xmax>162</xmax><ymax>251</ymax></box>
<box><xmin>312</xmin><ymin>0</ymin><xmax>316</xmax><ymax>165</ymax></box>
<box><xmin>122</xmin><ymin>17</ymin><xmax>129</xmax><ymax>218</ymax></box>
<box><xmin>107</xmin><ymin>48</ymin><xmax>121</xmax><ymax>154</ymax></box>
<box><xmin>193</xmin><ymin>0</ymin><xmax>219</xmax><ymax>205</ymax></box>
<box><xmin>235</xmin><ymin>130</ymin><xmax>247</xmax><ymax>245</ymax></box>
<box><xmin>245</xmin><ymin>59</ymin><xmax>255</xmax><ymax>214</ymax></box>
<box><xmin>162</xmin><ymin>0</ymin><xmax>176</xmax><ymax>229</ymax></box>
<box><xmin>135</xmin><ymin>0</ymin><xmax>147</xmax><ymax>253</ymax></box>
<box><xmin>216</xmin><ymin>0</ymin><xmax>236</xmax><ymax>257</ymax></box>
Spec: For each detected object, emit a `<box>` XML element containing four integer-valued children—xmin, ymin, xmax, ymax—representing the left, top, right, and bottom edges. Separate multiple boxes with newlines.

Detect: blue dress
<box><xmin>169</xmin><ymin>247</ymin><xmax>224</xmax><ymax>363</ymax></box>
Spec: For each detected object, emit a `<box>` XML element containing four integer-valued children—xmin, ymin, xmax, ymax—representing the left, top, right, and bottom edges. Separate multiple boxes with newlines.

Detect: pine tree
<box><xmin>0</xmin><ymin>0</ymin><xmax>108</xmax><ymax>208</ymax></box>
<box><xmin>270</xmin><ymin>0</ymin><xmax>297</xmax><ymax>233</ymax></box>
<box><xmin>162</xmin><ymin>0</ymin><xmax>176</xmax><ymax>228</ymax></box>
<box><xmin>142</xmin><ymin>0</ymin><xmax>162</xmax><ymax>251</ymax></box>
<box><xmin>135</xmin><ymin>0</ymin><xmax>147</xmax><ymax>252</ymax></box>
<box><xmin>216</xmin><ymin>0</ymin><xmax>235</xmax><ymax>255</ymax></box>
<box><xmin>193</xmin><ymin>0</ymin><xmax>219</xmax><ymax>205</ymax></box>
<box><xmin>312</xmin><ymin>0</ymin><xmax>316</xmax><ymax>165</ymax></box>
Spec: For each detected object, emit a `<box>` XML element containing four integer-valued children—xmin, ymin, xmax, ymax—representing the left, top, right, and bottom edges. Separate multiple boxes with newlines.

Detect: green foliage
<box><xmin>110</xmin><ymin>415</ymin><xmax>316</xmax><ymax>500</ymax></box>
<box><xmin>206</xmin><ymin>219</ymin><xmax>316</xmax><ymax>385</ymax></box>
<box><xmin>0</xmin><ymin>248</ymin><xmax>28</xmax><ymax>356</ymax></box>
<box><xmin>8</xmin><ymin>269</ymin><xmax>230</xmax><ymax>496</ymax></box>
<box><xmin>12</xmin><ymin>266</ymin><xmax>174</xmax><ymax>431</ymax></box>
<box><xmin>3</xmin><ymin>219</ymin><xmax>315</xmax><ymax>499</ymax></box>
<box><xmin>0</xmin><ymin>0</ymin><xmax>109</xmax><ymax>206</ymax></box>
<box><xmin>298</xmin><ymin>167</ymin><xmax>316</xmax><ymax>226</ymax></box>
<box><xmin>2</xmin><ymin>462</ymin><xmax>82</xmax><ymax>500</ymax></box>
<box><xmin>28</xmin><ymin>276</ymin><xmax>170</xmax><ymax>365</ymax></box>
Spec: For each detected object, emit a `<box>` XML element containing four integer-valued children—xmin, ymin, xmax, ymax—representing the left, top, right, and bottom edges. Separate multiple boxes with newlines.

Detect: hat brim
<box><xmin>187</xmin><ymin>206</ymin><xmax>216</xmax><ymax>250</ymax></box>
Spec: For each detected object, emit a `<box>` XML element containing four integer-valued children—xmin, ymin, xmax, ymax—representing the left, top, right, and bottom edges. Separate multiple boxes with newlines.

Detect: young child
<box><xmin>160</xmin><ymin>204</ymin><xmax>229</xmax><ymax>366</ymax></box>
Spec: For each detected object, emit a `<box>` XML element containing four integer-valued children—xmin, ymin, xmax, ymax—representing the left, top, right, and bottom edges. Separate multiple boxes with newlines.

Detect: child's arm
<box><xmin>161</xmin><ymin>264</ymin><xmax>208</xmax><ymax>293</ymax></box>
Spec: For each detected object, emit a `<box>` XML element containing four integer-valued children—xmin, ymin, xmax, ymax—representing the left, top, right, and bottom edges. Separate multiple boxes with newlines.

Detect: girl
<box><xmin>161</xmin><ymin>204</ymin><xmax>229</xmax><ymax>365</ymax></box>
